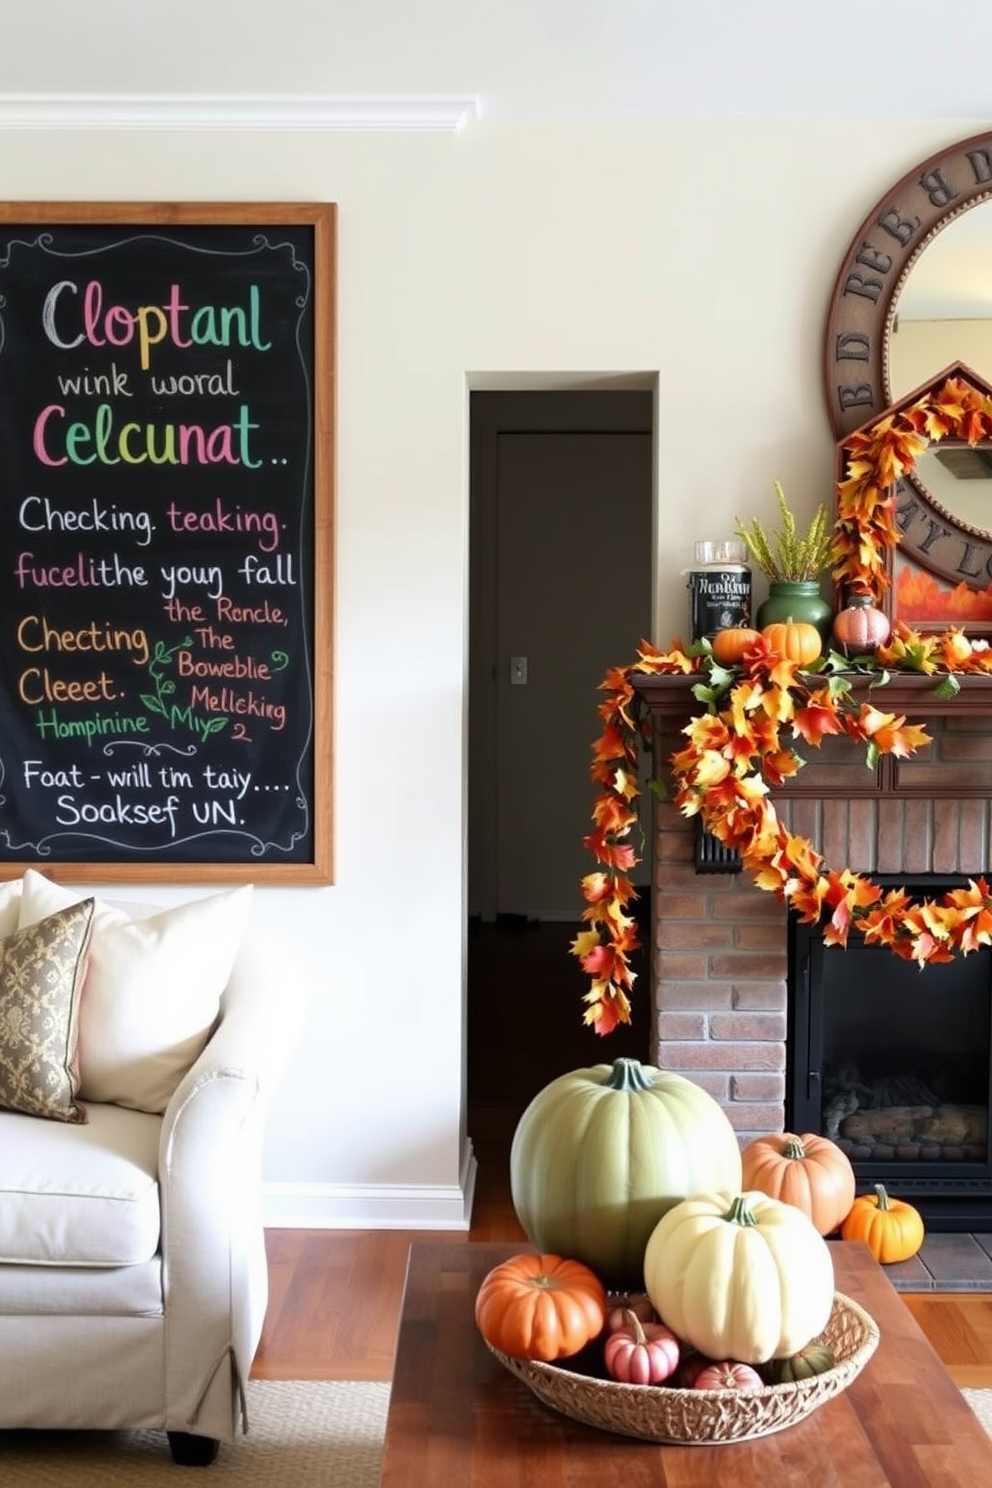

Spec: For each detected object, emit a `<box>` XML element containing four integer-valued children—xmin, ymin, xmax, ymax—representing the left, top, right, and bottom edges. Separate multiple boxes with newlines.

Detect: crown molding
<box><xmin>0</xmin><ymin>93</ymin><xmax>478</xmax><ymax>133</ymax></box>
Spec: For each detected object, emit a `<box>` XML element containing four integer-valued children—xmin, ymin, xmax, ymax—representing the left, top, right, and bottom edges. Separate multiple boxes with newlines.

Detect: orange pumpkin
<box><xmin>840</xmin><ymin>1183</ymin><xmax>924</xmax><ymax>1263</ymax></box>
<box><xmin>741</xmin><ymin>1131</ymin><xmax>855</xmax><ymax>1236</ymax></box>
<box><xmin>474</xmin><ymin>1252</ymin><xmax>607</xmax><ymax>1361</ymax></box>
<box><xmin>711</xmin><ymin>627</ymin><xmax>761</xmax><ymax>666</ymax></box>
<box><xmin>760</xmin><ymin>619</ymin><xmax>822</xmax><ymax>665</ymax></box>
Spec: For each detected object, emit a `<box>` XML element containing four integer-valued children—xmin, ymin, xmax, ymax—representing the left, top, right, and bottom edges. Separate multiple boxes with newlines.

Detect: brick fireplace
<box><xmin>635</xmin><ymin>673</ymin><xmax>992</xmax><ymax>1151</ymax></box>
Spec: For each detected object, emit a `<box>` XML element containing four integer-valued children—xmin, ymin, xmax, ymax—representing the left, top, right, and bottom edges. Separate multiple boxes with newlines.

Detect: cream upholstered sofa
<box><xmin>0</xmin><ymin>870</ymin><xmax>303</xmax><ymax>1466</ymax></box>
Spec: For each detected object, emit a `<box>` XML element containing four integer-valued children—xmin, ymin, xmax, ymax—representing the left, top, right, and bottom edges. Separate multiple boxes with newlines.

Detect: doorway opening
<box><xmin>467</xmin><ymin>389</ymin><xmax>656</xmax><ymax>1162</ymax></box>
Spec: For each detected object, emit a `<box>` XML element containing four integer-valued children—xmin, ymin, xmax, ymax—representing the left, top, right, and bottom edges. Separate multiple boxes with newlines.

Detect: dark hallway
<box><xmin>466</xmin><ymin>905</ymin><xmax>651</xmax><ymax>1154</ymax></box>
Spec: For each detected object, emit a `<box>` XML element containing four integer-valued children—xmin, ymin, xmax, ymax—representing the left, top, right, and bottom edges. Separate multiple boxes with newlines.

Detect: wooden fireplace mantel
<box><xmin>632</xmin><ymin>670</ymin><xmax>992</xmax><ymax>801</ymax></box>
<box><xmin>632</xmin><ymin>669</ymin><xmax>992</xmax><ymax>719</ymax></box>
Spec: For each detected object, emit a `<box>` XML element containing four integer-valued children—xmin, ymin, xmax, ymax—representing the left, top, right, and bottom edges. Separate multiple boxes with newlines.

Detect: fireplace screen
<box><xmin>787</xmin><ymin>884</ymin><xmax>992</xmax><ymax>1229</ymax></box>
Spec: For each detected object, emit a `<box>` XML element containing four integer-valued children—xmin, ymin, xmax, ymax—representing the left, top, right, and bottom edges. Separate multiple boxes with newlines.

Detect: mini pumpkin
<box><xmin>840</xmin><ymin>1183</ymin><xmax>925</xmax><ymax>1264</ymax></box>
<box><xmin>770</xmin><ymin>1342</ymin><xmax>836</xmax><ymax>1383</ymax></box>
<box><xmin>741</xmin><ymin>1131</ymin><xmax>855</xmax><ymax>1236</ymax></box>
<box><xmin>760</xmin><ymin>618</ymin><xmax>822</xmax><ymax>665</ymax></box>
<box><xmin>711</xmin><ymin>626</ymin><xmax>761</xmax><ymax>666</ymax></box>
<box><xmin>832</xmin><ymin>589</ymin><xmax>890</xmax><ymax>655</ymax></box>
<box><xmin>693</xmin><ymin>1360</ymin><xmax>764</xmax><ymax>1392</ymax></box>
<box><xmin>474</xmin><ymin>1253</ymin><xmax>607</xmax><ymax>1362</ymax></box>
<box><xmin>603</xmin><ymin>1310</ymin><xmax>680</xmax><ymax>1385</ymax></box>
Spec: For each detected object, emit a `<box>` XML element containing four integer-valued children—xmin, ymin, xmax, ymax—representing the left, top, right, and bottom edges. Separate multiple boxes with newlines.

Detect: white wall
<box><xmin>0</xmin><ymin>112</ymin><xmax>986</xmax><ymax>1224</ymax></box>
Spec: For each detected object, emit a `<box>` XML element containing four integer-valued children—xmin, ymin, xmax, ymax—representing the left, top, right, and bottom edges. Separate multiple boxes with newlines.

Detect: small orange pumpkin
<box><xmin>474</xmin><ymin>1252</ymin><xmax>607</xmax><ymax>1361</ymax></box>
<box><xmin>711</xmin><ymin>626</ymin><xmax>761</xmax><ymax>666</ymax></box>
<box><xmin>840</xmin><ymin>1183</ymin><xmax>924</xmax><ymax>1263</ymax></box>
<box><xmin>741</xmin><ymin>1131</ymin><xmax>855</xmax><ymax>1236</ymax></box>
<box><xmin>760</xmin><ymin>618</ymin><xmax>822</xmax><ymax>666</ymax></box>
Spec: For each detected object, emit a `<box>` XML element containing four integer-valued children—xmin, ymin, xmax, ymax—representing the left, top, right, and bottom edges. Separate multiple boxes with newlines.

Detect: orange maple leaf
<box><xmin>759</xmin><ymin>747</ymin><xmax>803</xmax><ymax>789</ymax></box>
<box><xmin>582</xmin><ymin>982</ymin><xmax>629</xmax><ymax>1035</ymax></box>
<box><xmin>598</xmin><ymin>840</ymin><xmax>638</xmax><ymax>872</ymax></box>
<box><xmin>792</xmin><ymin>695</ymin><xmax>845</xmax><ymax>746</ymax></box>
<box><xmin>860</xmin><ymin>889</ymin><xmax>913</xmax><ymax>948</ymax></box>
<box><xmin>848</xmin><ymin>704</ymin><xmax>931</xmax><ymax>758</ymax></box>
<box><xmin>591</xmin><ymin>793</ymin><xmax>638</xmax><ymax>836</ymax></box>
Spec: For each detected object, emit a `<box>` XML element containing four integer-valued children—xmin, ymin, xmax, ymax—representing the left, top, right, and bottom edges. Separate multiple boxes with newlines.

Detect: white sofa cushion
<box><xmin>0</xmin><ymin>1103</ymin><xmax>161</xmax><ymax>1266</ymax></box>
<box><xmin>18</xmin><ymin>872</ymin><xmax>252</xmax><ymax>1114</ymax></box>
<box><xmin>0</xmin><ymin>1256</ymin><xmax>163</xmax><ymax>1315</ymax></box>
<box><xmin>0</xmin><ymin>879</ymin><xmax>20</xmax><ymax>938</ymax></box>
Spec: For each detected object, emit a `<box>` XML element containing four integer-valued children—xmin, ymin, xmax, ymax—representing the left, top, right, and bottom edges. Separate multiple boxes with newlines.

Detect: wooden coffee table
<box><xmin>379</xmin><ymin>1239</ymin><xmax>992</xmax><ymax>1485</ymax></box>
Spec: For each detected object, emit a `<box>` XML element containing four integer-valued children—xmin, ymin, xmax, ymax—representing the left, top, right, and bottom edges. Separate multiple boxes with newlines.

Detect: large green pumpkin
<box><xmin>510</xmin><ymin>1058</ymin><xmax>743</xmax><ymax>1288</ymax></box>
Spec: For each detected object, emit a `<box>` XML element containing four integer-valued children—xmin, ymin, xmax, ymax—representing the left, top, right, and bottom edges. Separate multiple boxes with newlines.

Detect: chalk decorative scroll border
<box><xmin>0</xmin><ymin>201</ymin><xmax>335</xmax><ymax>886</ymax></box>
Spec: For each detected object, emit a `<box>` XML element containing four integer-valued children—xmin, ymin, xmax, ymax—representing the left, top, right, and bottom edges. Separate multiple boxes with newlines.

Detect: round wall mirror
<box><xmin>888</xmin><ymin>200</ymin><xmax>992</xmax><ymax>535</ymax></box>
<box><xmin>824</xmin><ymin>130</ymin><xmax>992</xmax><ymax>602</ymax></box>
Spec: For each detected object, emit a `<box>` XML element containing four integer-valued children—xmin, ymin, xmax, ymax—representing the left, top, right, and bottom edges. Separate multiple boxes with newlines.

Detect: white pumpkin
<box><xmin>642</xmin><ymin>1189</ymin><xmax>835</xmax><ymax>1364</ymax></box>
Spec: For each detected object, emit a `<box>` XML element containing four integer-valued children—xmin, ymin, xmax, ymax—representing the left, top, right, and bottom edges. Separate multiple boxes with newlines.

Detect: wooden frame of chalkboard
<box><xmin>0</xmin><ymin>201</ymin><xmax>335</xmax><ymax>884</ymax></box>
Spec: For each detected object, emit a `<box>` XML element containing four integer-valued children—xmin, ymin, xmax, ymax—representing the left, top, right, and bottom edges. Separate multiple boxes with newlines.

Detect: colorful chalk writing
<box><xmin>0</xmin><ymin>206</ymin><xmax>333</xmax><ymax>873</ymax></box>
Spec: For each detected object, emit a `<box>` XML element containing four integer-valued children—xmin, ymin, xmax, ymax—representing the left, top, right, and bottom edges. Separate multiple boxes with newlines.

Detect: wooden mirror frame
<box><xmin>824</xmin><ymin>131</ymin><xmax>992</xmax><ymax>590</ymax></box>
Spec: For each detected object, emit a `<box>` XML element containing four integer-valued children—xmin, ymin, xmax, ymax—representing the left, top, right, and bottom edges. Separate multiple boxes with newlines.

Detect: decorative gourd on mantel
<box><xmin>832</xmin><ymin>588</ymin><xmax>891</xmax><ymax>655</ymax></box>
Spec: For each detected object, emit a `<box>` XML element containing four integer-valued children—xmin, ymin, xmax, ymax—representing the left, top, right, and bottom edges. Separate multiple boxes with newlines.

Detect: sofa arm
<box><xmin>156</xmin><ymin>929</ymin><xmax>305</xmax><ymax>1433</ymax></box>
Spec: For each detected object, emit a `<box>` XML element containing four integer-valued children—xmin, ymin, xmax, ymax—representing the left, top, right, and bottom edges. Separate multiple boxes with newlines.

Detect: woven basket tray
<box><xmin>487</xmin><ymin>1291</ymin><xmax>879</xmax><ymax>1445</ymax></box>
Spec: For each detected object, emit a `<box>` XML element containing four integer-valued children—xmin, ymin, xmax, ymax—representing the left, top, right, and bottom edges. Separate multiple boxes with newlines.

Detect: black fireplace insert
<box><xmin>786</xmin><ymin>877</ymin><xmax>992</xmax><ymax>1231</ymax></box>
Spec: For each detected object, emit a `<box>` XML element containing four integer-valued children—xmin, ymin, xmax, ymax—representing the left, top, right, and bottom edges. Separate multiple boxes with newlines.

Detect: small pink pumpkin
<box><xmin>693</xmin><ymin>1360</ymin><xmax>764</xmax><ymax>1392</ymax></box>
<box><xmin>603</xmin><ymin>1310</ymin><xmax>680</xmax><ymax>1385</ymax></box>
<box><xmin>832</xmin><ymin>589</ymin><xmax>890</xmax><ymax>655</ymax></box>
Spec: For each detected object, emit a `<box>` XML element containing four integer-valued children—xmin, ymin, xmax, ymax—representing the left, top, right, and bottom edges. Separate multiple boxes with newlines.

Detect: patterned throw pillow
<box><xmin>17</xmin><ymin>872</ymin><xmax>252</xmax><ymax>1114</ymax></box>
<box><xmin>0</xmin><ymin>899</ymin><xmax>94</xmax><ymax>1123</ymax></box>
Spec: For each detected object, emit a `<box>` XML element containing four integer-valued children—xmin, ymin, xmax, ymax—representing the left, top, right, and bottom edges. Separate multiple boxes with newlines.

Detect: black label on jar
<box><xmin>687</xmin><ymin>568</ymin><xmax>752</xmax><ymax>641</ymax></box>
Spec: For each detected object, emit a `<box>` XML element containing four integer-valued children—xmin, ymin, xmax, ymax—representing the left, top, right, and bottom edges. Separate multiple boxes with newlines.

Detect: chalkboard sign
<box><xmin>0</xmin><ymin>203</ymin><xmax>335</xmax><ymax>883</ymax></box>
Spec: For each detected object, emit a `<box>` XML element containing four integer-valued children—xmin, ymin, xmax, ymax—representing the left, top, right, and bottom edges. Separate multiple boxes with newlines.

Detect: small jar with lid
<box><xmin>686</xmin><ymin>540</ymin><xmax>752</xmax><ymax>642</ymax></box>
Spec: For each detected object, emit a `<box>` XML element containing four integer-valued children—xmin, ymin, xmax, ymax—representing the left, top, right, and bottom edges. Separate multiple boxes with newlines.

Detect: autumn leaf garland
<box><xmin>574</xmin><ymin>371</ymin><xmax>992</xmax><ymax>1036</ymax></box>
<box><xmin>833</xmin><ymin>373</ymin><xmax>992</xmax><ymax>597</ymax></box>
<box><xmin>574</xmin><ymin>634</ymin><xmax>992</xmax><ymax>1036</ymax></box>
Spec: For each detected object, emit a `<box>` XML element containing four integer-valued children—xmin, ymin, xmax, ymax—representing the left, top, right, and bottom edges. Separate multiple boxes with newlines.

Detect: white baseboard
<box><xmin>262</xmin><ymin>1139</ymin><xmax>478</xmax><ymax>1230</ymax></box>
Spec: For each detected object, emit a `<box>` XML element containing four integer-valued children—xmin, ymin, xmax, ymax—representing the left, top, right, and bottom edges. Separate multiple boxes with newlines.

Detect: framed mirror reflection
<box><xmin>825</xmin><ymin>133</ymin><xmax>992</xmax><ymax>629</ymax></box>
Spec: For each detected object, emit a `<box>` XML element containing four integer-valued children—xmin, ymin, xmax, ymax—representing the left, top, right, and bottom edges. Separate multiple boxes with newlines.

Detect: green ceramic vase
<box><xmin>756</xmin><ymin>580</ymin><xmax>832</xmax><ymax>647</ymax></box>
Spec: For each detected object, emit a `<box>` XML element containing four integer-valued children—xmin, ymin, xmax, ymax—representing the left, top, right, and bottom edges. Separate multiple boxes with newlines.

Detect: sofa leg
<box><xmin>167</xmin><ymin>1432</ymin><xmax>220</xmax><ymax>1466</ymax></box>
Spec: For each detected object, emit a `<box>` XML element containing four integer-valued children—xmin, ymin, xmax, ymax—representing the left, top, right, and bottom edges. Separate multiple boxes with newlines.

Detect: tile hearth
<box><xmin>887</xmin><ymin>1232</ymin><xmax>992</xmax><ymax>1291</ymax></box>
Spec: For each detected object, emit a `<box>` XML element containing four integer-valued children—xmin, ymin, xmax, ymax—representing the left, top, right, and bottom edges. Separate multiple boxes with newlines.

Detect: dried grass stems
<box><xmin>736</xmin><ymin>481</ymin><xmax>833</xmax><ymax>582</ymax></box>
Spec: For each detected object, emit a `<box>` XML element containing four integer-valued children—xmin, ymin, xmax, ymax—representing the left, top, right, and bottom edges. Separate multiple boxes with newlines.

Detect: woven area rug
<box><xmin>1</xmin><ymin>1379</ymin><xmax>990</xmax><ymax>1478</ymax></box>
<box><xmin>964</xmin><ymin>1388</ymin><xmax>992</xmax><ymax>1441</ymax></box>
<box><xmin>0</xmin><ymin>1380</ymin><xmax>390</xmax><ymax>1486</ymax></box>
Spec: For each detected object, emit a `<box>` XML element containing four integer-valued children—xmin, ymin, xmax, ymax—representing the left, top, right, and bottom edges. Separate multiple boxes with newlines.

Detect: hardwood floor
<box><xmin>251</xmin><ymin>1131</ymin><xmax>526</xmax><ymax>1383</ymax></box>
<box><xmin>251</xmin><ymin>922</ymin><xmax>992</xmax><ymax>1389</ymax></box>
<box><xmin>252</xmin><ymin>1128</ymin><xmax>992</xmax><ymax>1388</ymax></box>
